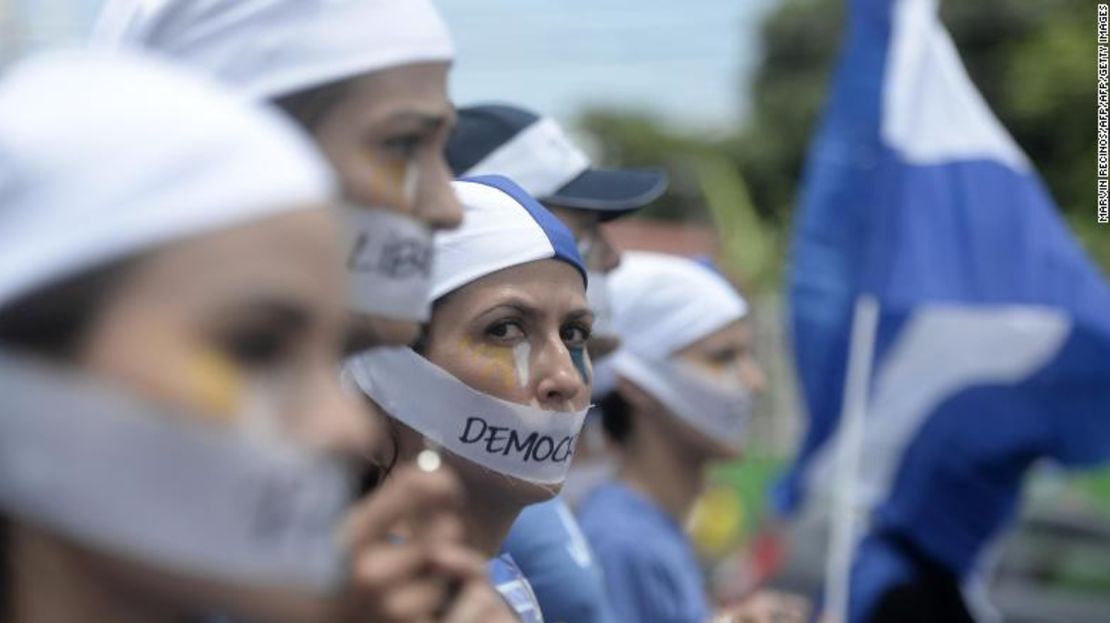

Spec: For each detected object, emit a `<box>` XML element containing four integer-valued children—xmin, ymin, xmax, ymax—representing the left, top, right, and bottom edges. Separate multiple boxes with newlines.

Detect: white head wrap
<box><xmin>92</xmin><ymin>0</ymin><xmax>455</xmax><ymax>99</ymax></box>
<box><xmin>609</xmin><ymin>251</ymin><xmax>748</xmax><ymax>360</ymax></box>
<box><xmin>607</xmin><ymin>251</ymin><xmax>753</xmax><ymax>449</ymax></box>
<box><xmin>0</xmin><ymin>50</ymin><xmax>334</xmax><ymax>308</ymax></box>
<box><xmin>432</xmin><ymin>176</ymin><xmax>587</xmax><ymax>299</ymax></box>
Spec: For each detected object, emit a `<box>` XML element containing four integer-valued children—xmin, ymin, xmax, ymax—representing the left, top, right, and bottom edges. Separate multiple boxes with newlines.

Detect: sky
<box><xmin>439</xmin><ymin>0</ymin><xmax>780</xmax><ymax>132</ymax></box>
<box><xmin>3</xmin><ymin>0</ymin><xmax>780</xmax><ymax>132</ymax></box>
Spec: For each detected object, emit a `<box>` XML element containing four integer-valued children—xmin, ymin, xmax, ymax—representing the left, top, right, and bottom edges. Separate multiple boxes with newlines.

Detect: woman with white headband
<box><xmin>577</xmin><ymin>252</ymin><xmax>807</xmax><ymax>623</ymax></box>
<box><xmin>95</xmin><ymin>0</ymin><xmax>464</xmax><ymax>349</ymax></box>
<box><xmin>0</xmin><ymin>52</ymin><xmax>504</xmax><ymax>623</ymax></box>
<box><xmin>347</xmin><ymin>176</ymin><xmax>595</xmax><ymax>622</ymax></box>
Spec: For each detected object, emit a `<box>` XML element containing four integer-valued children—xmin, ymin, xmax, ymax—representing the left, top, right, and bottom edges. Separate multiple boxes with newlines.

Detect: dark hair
<box><xmin>357</xmin><ymin>411</ymin><xmax>402</xmax><ymax>496</ymax></box>
<box><xmin>271</xmin><ymin>79</ymin><xmax>353</xmax><ymax>131</ymax></box>
<box><xmin>598</xmin><ymin>390</ymin><xmax>634</xmax><ymax>445</ymax></box>
<box><xmin>0</xmin><ymin>260</ymin><xmax>134</xmax><ymax>359</ymax></box>
<box><xmin>0</xmin><ymin>259</ymin><xmax>135</xmax><ymax>615</ymax></box>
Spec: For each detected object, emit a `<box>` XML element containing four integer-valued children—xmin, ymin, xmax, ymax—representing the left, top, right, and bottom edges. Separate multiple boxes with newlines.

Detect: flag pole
<box><xmin>0</xmin><ymin>0</ymin><xmax>18</xmax><ymax>66</ymax></box>
<box><xmin>822</xmin><ymin>295</ymin><xmax>879</xmax><ymax>622</ymax></box>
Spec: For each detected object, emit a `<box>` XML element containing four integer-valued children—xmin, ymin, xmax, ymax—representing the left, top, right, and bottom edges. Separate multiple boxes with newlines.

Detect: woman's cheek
<box><xmin>456</xmin><ymin>335</ymin><xmax>530</xmax><ymax>395</ymax></box>
<box><xmin>86</xmin><ymin>321</ymin><xmax>243</xmax><ymax>422</ymax></box>
<box><xmin>365</xmin><ymin>158</ymin><xmax>416</xmax><ymax>211</ymax></box>
<box><xmin>178</xmin><ymin>347</ymin><xmax>248</xmax><ymax>420</ymax></box>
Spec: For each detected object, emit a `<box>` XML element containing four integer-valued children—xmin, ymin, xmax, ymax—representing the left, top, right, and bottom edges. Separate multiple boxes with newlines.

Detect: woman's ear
<box><xmin>616</xmin><ymin>375</ymin><xmax>662</xmax><ymax>418</ymax></box>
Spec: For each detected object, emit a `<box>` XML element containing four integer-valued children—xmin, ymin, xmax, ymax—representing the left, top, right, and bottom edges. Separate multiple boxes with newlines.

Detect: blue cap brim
<box><xmin>544</xmin><ymin>167</ymin><xmax>668</xmax><ymax>220</ymax></box>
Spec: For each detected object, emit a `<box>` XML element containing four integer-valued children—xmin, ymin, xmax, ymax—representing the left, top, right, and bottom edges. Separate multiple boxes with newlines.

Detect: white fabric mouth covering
<box><xmin>346</xmin><ymin>347</ymin><xmax>590</xmax><ymax>485</ymax></box>
<box><xmin>0</xmin><ymin>350</ymin><xmax>352</xmax><ymax>593</ymax></box>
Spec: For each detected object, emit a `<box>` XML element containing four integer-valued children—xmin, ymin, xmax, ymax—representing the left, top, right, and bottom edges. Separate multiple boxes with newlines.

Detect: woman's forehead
<box><xmin>679</xmin><ymin>320</ymin><xmax>750</xmax><ymax>355</ymax></box>
<box><xmin>109</xmin><ymin>210</ymin><xmax>346</xmax><ymax>314</ymax></box>
<box><xmin>434</xmin><ymin>260</ymin><xmax>589</xmax><ymax>320</ymax></box>
<box><xmin>342</xmin><ymin>62</ymin><xmax>452</xmax><ymax>119</ymax></box>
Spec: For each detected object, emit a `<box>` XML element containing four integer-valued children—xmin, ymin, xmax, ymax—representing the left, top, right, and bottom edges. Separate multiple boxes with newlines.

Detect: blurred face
<box><xmin>71</xmin><ymin>208</ymin><xmax>377</xmax><ymax>622</ymax></box>
<box><xmin>622</xmin><ymin>320</ymin><xmax>766</xmax><ymax>462</ymax></box>
<box><xmin>674</xmin><ymin>320</ymin><xmax>766</xmax><ymax>397</ymax></box>
<box><xmin>547</xmin><ymin>207</ymin><xmax>621</xmax><ymax>275</ymax></box>
<box><xmin>673</xmin><ymin>319</ymin><xmax>766</xmax><ymax>459</ymax></box>
<box><xmin>81</xmin><ymin>209</ymin><xmax>372</xmax><ymax>457</ymax></box>
<box><xmin>310</xmin><ymin>62</ymin><xmax>462</xmax><ymax>349</ymax></box>
<box><xmin>548</xmin><ymin>206</ymin><xmax>622</xmax><ymax>358</ymax></box>
<box><xmin>407</xmin><ymin>260</ymin><xmax>593</xmax><ymax>502</ymax></box>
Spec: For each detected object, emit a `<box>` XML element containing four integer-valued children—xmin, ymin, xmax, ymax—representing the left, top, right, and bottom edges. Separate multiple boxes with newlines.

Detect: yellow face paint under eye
<box><xmin>460</xmin><ymin>335</ymin><xmax>518</xmax><ymax>390</ymax></box>
<box><xmin>371</xmin><ymin>160</ymin><xmax>417</xmax><ymax>211</ymax></box>
<box><xmin>182</xmin><ymin>349</ymin><xmax>244</xmax><ymax>421</ymax></box>
<box><xmin>569</xmin><ymin>346</ymin><xmax>591</xmax><ymax>384</ymax></box>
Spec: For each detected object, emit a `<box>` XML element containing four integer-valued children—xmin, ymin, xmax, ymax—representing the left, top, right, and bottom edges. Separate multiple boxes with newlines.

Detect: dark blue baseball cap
<box><xmin>445</xmin><ymin>103</ymin><xmax>668</xmax><ymax>221</ymax></box>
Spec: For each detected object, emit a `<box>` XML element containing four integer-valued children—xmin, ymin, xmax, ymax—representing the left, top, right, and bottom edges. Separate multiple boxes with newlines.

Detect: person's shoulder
<box><xmin>503</xmin><ymin>498</ymin><xmax>584</xmax><ymax>574</ymax></box>
<box><xmin>579</xmin><ymin>484</ymin><xmax>666</xmax><ymax>537</ymax></box>
<box><xmin>578</xmin><ymin>483</ymin><xmax>636</xmax><ymax>518</ymax></box>
<box><xmin>583</xmin><ymin>517</ymin><xmax>672</xmax><ymax>570</ymax></box>
<box><xmin>505</xmin><ymin>498</ymin><xmax>569</xmax><ymax>547</ymax></box>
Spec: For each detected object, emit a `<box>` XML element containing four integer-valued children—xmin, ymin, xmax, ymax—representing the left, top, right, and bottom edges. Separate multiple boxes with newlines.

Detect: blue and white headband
<box><xmin>433</xmin><ymin>175</ymin><xmax>587</xmax><ymax>300</ymax></box>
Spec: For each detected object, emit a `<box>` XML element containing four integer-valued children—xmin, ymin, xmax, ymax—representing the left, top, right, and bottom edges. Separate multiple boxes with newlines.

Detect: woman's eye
<box><xmin>486</xmin><ymin>321</ymin><xmax>525</xmax><ymax>342</ymax></box>
<box><xmin>381</xmin><ymin>133</ymin><xmax>423</xmax><ymax>159</ymax></box>
<box><xmin>218</xmin><ymin>329</ymin><xmax>288</xmax><ymax>368</ymax></box>
<box><xmin>560</xmin><ymin>324</ymin><xmax>591</xmax><ymax>346</ymax></box>
<box><xmin>709</xmin><ymin>348</ymin><xmax>741</xmax><ymax>367</ymax></box>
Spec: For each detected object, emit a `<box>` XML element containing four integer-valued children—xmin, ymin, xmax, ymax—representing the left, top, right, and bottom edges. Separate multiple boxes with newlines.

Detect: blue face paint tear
<box><xmin>569</xmin><ymin>346</ymin><xmax>591</xmax><ymax>384</ymax></box>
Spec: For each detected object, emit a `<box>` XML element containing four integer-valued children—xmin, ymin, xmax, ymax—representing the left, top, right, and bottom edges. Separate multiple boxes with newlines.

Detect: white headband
<box><xmin>608</xmin><ymin>251</ymin><xmax>748</xmax><ymax>360</ymax></box>
<box><xmin>93</xmin><ymin>0</ymin><xmax>455</xmax><ymax>99</ymax></box>
<box><xmin>433</xmin><ymin>177</ymin><xmax>587</xmax><ymax>300</ymax></box>
<box><xmin>0</xmin><ymin>50</ymin><xmax>334</xmax><ymax>308</ymax></box>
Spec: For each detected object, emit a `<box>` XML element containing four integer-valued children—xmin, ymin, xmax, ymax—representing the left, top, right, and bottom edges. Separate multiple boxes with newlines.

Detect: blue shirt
<box><xmin>488</xmin><ymin>553</ymin><xmax>544</xmax><ymax>622</ymax></box>
<box><xmin>578</xmin><ymin>482</ymin><xmax>710</xmax><ymax>623</ymax></box>
<box><xmin>502</xmin><ymin>498</ymin><xmax>617</xmax><ymax>623</ymax></box>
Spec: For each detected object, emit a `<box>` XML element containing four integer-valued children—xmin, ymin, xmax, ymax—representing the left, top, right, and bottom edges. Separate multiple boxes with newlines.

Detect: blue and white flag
<box><xmin>774</xmin><ymin>0</ymin><xmax>1110</xmax><ymax>617</ymax></box>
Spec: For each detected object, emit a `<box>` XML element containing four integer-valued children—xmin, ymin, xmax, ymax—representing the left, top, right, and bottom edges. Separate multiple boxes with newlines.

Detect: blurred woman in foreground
<box><xmin>0</xmin><ymin>51</ymin><xmax>496</xmax><ymax>623</ymax></box>
<box><xmin>95</xmin><ymin>0</ymin><xmax>464</xmax><ymax>348</ymax></box>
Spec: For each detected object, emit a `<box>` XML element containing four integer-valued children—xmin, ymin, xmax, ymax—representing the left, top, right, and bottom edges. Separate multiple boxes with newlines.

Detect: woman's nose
<box><xmin>740</xmin><ymin>357</ymin><xmax>768</xmax><ymax>395</ymax></box>
<box><xmin>411</xmin><ymin>156</ymin><xmax>463</xmax><ymax>231</ymax></box>
<box><xmin>595</xmin><ymin>231</ymin><xmax>622</xmax><ymax>273</ymax></box>
<box><xmin>532</xmin><ymin>340</ymin><xmax>588</xmax><ymax>409</ymax></box>
<box><xmin>299</xmin><ymin>367</ymin><xmax>379</xmax><ymax>461</ymax></box>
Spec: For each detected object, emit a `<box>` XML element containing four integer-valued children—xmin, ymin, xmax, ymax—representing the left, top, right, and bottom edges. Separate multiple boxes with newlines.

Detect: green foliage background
<box><xmin>577</xmin><ymin>0</ymin><xmax>1108</xmax><ymax>287</ymax></box>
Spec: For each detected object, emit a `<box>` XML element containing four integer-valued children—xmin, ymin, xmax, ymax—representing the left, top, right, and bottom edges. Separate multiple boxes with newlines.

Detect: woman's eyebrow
<box><xmin>707</xmin><ymin>345</ymin><xmax>744</xmax><ymax>361</ymax></box>
<box><xmin>214</xmin><ymin>298</ymin><xmax>310</xmax><ymax>333</ymax></box>
<box><xmin>475</xmin><ymin>297</ymin><xmax>594</xmax><ymax>324</ymax></box>
<box><xmin>475</xmin><ymin>295</ymin><xmax>548</xmax><ymax>322</ymax></box>
<box><xmin>564</xmin><ymin>308</ymin><xmax>595</xmax><ymax>324</ymax></box>
<box><xmin>383</xmin><ymin>110</ymin><xmax>450</xmax><ymax>131</ymax></box>
<box><xmin>477</xmin><ymin>300</ymin><xmax>540</xmax><ymax>320</ymax></box>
